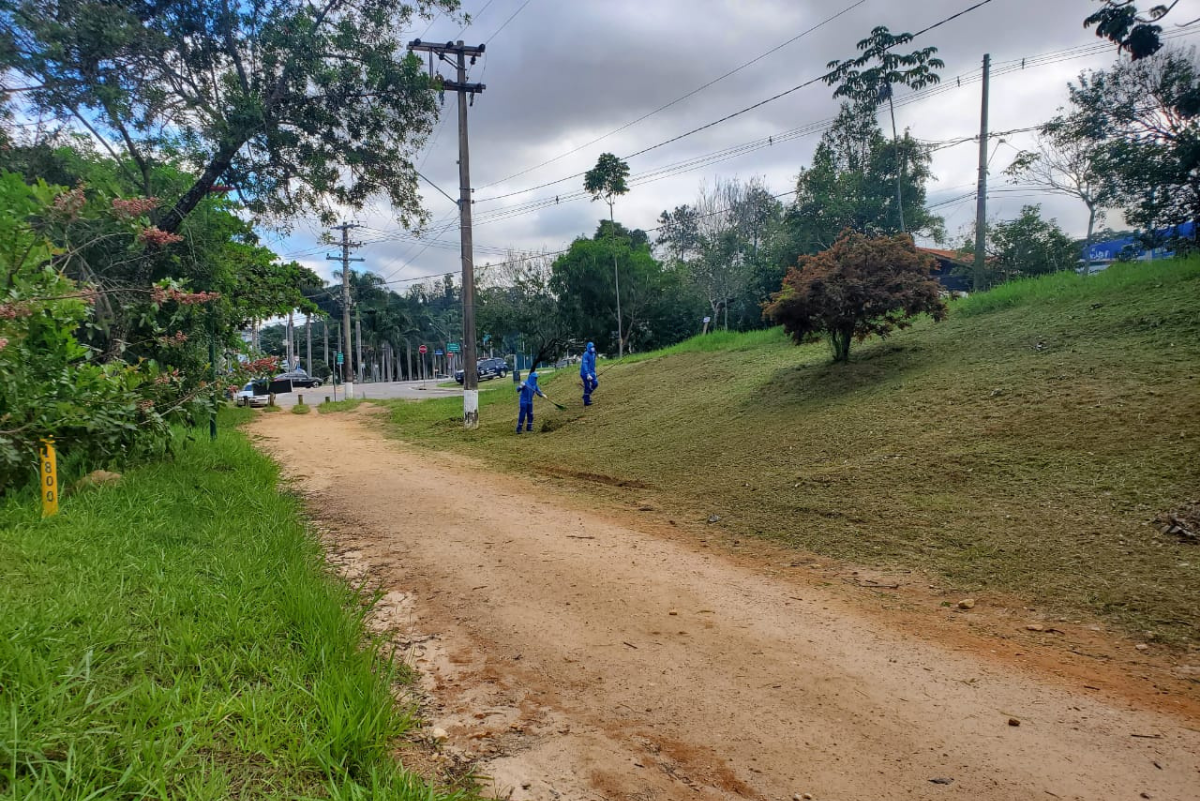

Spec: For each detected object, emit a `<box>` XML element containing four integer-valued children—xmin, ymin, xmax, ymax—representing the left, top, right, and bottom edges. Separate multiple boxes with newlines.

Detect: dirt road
<box><xmin>253</xmin><ymin>410</ymin><xmax>1200</xmax><ymax>801</ymax></box>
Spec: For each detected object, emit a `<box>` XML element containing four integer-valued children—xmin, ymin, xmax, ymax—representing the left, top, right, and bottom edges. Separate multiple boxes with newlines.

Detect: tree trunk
<box><xmin>158</xmin><ymin>138</ymin><xmax>244</xmax><ymax>234</ymax></box>
<box><xmin>1083</xmin><ymin>205</ymin><xmax>1096</xmax><ymax>277</ymax></box>
<box><xmin>610</xmin><ymin>203</ymin><xmax>624</xmax><ymax>359</ymax></box>
<box><xmin>888</xmin><ymin>93</ymin><xmax>906</xmax><ymax>234</ymax></box>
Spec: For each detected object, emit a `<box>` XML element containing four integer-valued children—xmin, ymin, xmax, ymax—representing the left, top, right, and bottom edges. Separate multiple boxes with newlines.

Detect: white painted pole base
<box><xmin>463</xmin><ymin>389</ymin><xmax>479</xmax><ymax>429</ymax></box>
<box><xmin>344</xmin><ymin>381</ymin><xmax>355</xmax><ymax>400</ymax></box>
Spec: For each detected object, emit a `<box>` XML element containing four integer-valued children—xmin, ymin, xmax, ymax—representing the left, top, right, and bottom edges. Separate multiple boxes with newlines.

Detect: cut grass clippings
<box><xmin>371</xmin><ymin>258</ymin><xmax>1200</xmax><ymax>645</ymax></box>
<box><xmin>0</xmin><ymin>407</ymin><xmax>469</xmax><ymax>800</ymax></box>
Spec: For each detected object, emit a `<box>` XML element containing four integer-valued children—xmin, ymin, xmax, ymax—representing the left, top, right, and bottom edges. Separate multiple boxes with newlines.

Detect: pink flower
<box><xmin>138</xmin><ymin>226</ymin><xmax>184</xmax><ymax>247</ymax></box>
<box><xmin>111</xmin><ymin>197</ymin><xmax>160</xmax><ymax>220</ymax></box>
<box><xmin>52</xmin><ymin>187</ymin><xmax>86</xmax><ymax>220</ymax></box>
<box><xmin>0</xmin><ymin>302</ymin><xmax>32</xmax><ymax>320</ymax></box>
<box><xmin>0</xmin><ymin>337</ymin><xmax>8</xmax><ymax>350</ymax></box>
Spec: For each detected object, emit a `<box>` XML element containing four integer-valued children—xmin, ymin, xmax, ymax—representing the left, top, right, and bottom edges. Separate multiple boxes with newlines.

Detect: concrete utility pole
<box><xmin>305</xmin><ymin>314</ymin><xmax>312</xmax><ymax>375</ymax></box>
<box><xmin>973</xmin><ymin>53</ymin><xmax>991</xmax><ymax>292</ymax></box>
<box><xmin>408</xmin><ymin>37</ymin><xmax>486</xmax><ymax>428</ymax></box>
<box><xmin>328</xmin><ymin>223</ymin><xmax>364</xmax><ymax>397</ymax></box>
<box><xmin>355</xmin><ymin>307</ymin><xmax>363</xmax><ymax>382</ymax></box>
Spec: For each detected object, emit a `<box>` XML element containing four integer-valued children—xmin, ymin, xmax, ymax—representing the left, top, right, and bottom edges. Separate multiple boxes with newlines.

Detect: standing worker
<box><xmin>516</xmin><ymin>369</ymin><xmax>546</xmax><ymax>433</ymax></box>
<box><xmin>580</xmin><ymin>341</ymin><xmax>598</xmax><ymax>406</ymax></box>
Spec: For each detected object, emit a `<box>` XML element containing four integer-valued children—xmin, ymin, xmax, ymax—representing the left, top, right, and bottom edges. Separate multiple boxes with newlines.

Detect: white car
<box><xmin>235</xmin><ymin>382</ymin><xmax>269</xmax><ymax>408</ymax></box>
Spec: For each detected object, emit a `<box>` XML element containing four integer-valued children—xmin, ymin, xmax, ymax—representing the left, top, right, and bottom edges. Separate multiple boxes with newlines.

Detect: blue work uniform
<box><xmin>580</xmin><ymin>342</ymin><xmax>598</xmax><ymax>406</ymax></box>
<box><xmin>516</xmin><ymin>371</ymin><xmax>545</xmax><ymax>432</ymax></box>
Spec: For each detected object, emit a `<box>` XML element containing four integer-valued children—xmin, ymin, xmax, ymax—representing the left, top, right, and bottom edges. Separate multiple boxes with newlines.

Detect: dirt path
<box><xmin>252</xmin><ymin>410</ymin><xmax>1200</xmax><ymax>801</ymax></box>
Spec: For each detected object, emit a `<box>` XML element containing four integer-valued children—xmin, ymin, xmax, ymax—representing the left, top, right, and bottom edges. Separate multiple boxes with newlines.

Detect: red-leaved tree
<box><xmin>764</xmin><ymin>230</ymin><xmax>947</xmax><ymax>363</ymax></box>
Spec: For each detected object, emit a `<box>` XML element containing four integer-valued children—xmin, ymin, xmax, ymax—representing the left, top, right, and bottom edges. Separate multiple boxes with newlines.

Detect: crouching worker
<box><xmin>516</xmin><ymin>369</ymin><xmax>546</xmax><ymax>433</ymax></box>
<box><xmin>580</xmin><ymin>341</ymin><xmax>598</xmax><ymax>406</ymax></box>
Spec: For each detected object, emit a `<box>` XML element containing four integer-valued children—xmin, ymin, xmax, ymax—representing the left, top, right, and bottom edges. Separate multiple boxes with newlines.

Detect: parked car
<box><xmin>235</xmin><ymin>382</ymin><xmax>269</xmax><ymax>408</ymax></box>
<box><xmin>274</xmin><ymin>369</ymin><xmax>322</xmax><ymax>388</ymax></box>
<box><xmin>454</xmin><ymin>357</ymin><xmax>509</xmax><ymax>384</ymax></box>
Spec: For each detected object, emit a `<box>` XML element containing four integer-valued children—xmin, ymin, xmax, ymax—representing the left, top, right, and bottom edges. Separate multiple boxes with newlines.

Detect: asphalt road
<box><xmin>268</xmin><ymin>377</ymin><xmax>513</xmax><ymax>407</ymax></box>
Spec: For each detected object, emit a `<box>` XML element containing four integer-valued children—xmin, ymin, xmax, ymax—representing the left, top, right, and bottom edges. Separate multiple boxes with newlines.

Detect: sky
<box><xmin>268</xmin><ymin>0</ymin><xmax>1200</xmax><ymax>290</ymax></box>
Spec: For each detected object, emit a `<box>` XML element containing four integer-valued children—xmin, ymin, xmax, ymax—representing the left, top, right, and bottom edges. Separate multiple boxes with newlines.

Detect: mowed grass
<box><xmin>0</xmin><ymin>407</ymin><xmax>466</xmax><ymax>800</ymax></box>
<box><xmin>374</xmin><ymin>258</ymin><xmax>1200</xmax><ymax>645</ymax></box>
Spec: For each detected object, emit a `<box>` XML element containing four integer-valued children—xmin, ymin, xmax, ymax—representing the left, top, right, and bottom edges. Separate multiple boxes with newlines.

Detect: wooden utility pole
<box><xmin>973</xmin><ymin>53</ymin><xmax>991</xmax><ymax>292</ymax></box>
<box><xmin>328</xmin><ymin>223</ymin><xmax>364</xmax><ymax>396</ymax></box>
<box><xmin>408</xmin><ymin>37</ymin><xmax>486</xmax><ymax>428</ymax></box>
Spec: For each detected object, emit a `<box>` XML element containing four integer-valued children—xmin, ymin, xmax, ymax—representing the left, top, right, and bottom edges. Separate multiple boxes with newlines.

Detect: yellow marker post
<box><xmin>39</xmin><ymin>438</ymin><xmax>59</xmax><ymax>517</ymax></box>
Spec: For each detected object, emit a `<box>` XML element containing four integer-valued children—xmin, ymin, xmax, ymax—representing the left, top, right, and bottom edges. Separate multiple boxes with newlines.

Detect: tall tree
<box><xmin>0</xmin><ymin>0</ymin><xmax>458</xmax><ymax>232</ymax></box>
<box><xmin>824</xmin><ymin>26</ymin><xmax>944</xmax><ymax>233</ymax></box>
<box><xmin>1066</xmin><ymin>48</ymin><xmax>1200</xmax><ymax>245</ymax></box>
<box><xmin>1005</xmin><ymin>110</ymin><xmax>1116</xmax><ymax>274</ymax></box>
<box><xmin>584</xmin><ymin>152</ymin><xmax>631</xmax><ymax>357</ymax></box>
<box><xmin>789</xmin><ymin>101</ymin><xmax>942</xmax><ymax>253</ymax></box>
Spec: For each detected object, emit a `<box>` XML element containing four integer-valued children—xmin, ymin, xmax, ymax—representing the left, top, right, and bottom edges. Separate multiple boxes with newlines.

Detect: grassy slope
<box><xmin>376</xmin><ymin>259</ymin><xmax>1200</xmax><ymax>645</ymax></box>
<box><xmin>0</xmin><ymin>408</ymin><xmax>465</xmax><ymax>800</ymax></box>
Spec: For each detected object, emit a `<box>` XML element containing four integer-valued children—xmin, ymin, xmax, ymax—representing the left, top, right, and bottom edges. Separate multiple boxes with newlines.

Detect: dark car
<box><xmin>274</xmin><ymin>369</ymin><xmax>322</xmax><ymax>388</ymax></box>
<box><xmin>454</xmin><ymin>357</ymin><xmax>509</xmax><ymax>384</ymax></box>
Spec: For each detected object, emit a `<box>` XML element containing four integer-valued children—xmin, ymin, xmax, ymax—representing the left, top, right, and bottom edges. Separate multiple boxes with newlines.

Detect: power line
<box><xmin>473</xmin><ymin>0</ymin><xmax>1000</xmax><ymax>204</ymax></box>
<box><xmin>476</xmin><ymin>0</ymin><xmax>870</xmax><ymax>192</ymax></box>
<box><xmin>485</xmin><ymin>0</ymin><xmax>534</xmax><ymax>44</ymax></box>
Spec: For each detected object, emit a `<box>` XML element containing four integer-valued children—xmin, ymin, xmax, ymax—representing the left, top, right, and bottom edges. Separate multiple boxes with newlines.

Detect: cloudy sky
<box><xmin>271</xmin><ymin>0</ymin><xmax>1200</xmax><ymax>289</ymax></box>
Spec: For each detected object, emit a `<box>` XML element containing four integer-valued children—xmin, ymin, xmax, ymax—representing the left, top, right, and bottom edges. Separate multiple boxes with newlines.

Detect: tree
<box><xmin>1005</xmin><ymin>110</ymin><xmax>1116</xmax><ymax>274</ymax></box>
<box><xmin>788</xmin><ymin>101</ymin><xmax>942</xmax><ymax>253</ymax></box>
<box><xmin>824</xmin><ymin>26</ymin><xmax>944</xmax><ymax>233</ymax></box>
<box><xmin>584</xmin><ymin>152</ymin><xmax>631</xmax><ymax>357</ymax></box>
<box><xmin>970</xmin><ymin>205</ymin><xmax>1079</xmax><ymax>285</ymax></box>
<box><xmin>0</xmin><ymin>0</ymin><xmax>457</xmax><ymax>232</ymax></box>
<box><xmin>1066</xmin><ymin>48</ymin><xmax>1200</xmax><ymax>245</ymax></box>
<box><xmin>552</xmin><ymin>222</ymin><xmax>691</xmax><ymax>355</ymax></box>
<box><xmin>477</xmin><ymin>250</ymin><xmax>574</xmax><ymax>369</ymax></box>
<box><xmin>1084</xmin><ymin>1</ymin><xmax>1198</xmax><ymax>60</ymax></box>
<box><xmin>764</xmin><ymin>230</ymin><xmax>946</xmax><ymax>363</ymax></box>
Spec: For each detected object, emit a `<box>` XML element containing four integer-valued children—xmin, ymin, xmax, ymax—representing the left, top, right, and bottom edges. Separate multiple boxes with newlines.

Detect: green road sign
<box><xmin>336</xmin><ymin>352</ymin><xmax>344</xmax><ymax>365</ymax></box>
<box><xmin>447</xmin><ymin>342</ymin><xmax>461</xmax><ymax>353</ymax></box>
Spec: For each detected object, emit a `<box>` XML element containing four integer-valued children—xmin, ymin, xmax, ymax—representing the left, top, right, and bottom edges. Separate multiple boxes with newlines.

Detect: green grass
<box><xmin>0</xmin><ymin>407</ymin><xmax>468</xmax><ymax>800</ymax></box>
<box><xmin>319</xmin><ymin>398</ymin><xmax>367</xmax><ymax>414</ymax></box>
<box><xmin>372</xmin><ymin>258</ymin><xmax>1200</xmax><ymax>645</ymax></box>
<box><xmin>292</xmin><ymin>402</ymin><xmax>312</xmax><ymax>414</ymax></box>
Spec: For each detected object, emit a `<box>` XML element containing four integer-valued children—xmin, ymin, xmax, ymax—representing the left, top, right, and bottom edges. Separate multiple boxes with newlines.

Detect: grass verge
<box><xmin>292</xmin><ymin>402</ymin><xmax>312</xmax><ymax>414</ymax></box>
<box><xmin>0</xmin><ymin>407</ymin><xmax>467</xmax><ymax>800</ymax></box>
<box><xmin>369</xmin><ymin>258</ymin><xmax>1200</xmax><ymax>645</ymax></box>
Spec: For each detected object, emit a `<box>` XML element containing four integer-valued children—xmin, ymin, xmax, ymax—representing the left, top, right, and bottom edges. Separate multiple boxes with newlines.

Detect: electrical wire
<box><xmin>485</xmin><ymin>0</ymin><xmax>534</xmax><ymax>44</ymax></box>
<box><xmin>475</xmin><ymin>0</ymin><xmax>871</xmax><ymax>191</ymax></box>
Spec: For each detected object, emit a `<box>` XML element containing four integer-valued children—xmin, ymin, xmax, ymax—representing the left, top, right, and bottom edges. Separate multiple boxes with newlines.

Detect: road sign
<box><xmin>419</xmin><ymin>345</ymin><xmax>428</xmax><ymax>354</ymax></box>
<box><xmin>336</xmin><ymin>351</ymin><xmax>344</xmax><ymax>365</ymax></box>
<box><xmin>447</xmin><ymin>342</ymin><xmax>461</xmax><ymax>353</ymax></box>
<box><xmin>434</xmin><ymin>349</ymin><xmax>444</xmax><ymax>356</ymax></box>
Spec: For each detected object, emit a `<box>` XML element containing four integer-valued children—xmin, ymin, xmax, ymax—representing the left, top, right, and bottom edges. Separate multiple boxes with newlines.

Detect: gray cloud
<box><xmin>281</xmin><ymin>0</ymin><xmax>1200</xmax><ymax>287</ymax></box>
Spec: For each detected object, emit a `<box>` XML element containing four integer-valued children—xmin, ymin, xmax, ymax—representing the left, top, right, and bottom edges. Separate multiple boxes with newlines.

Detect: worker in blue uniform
<box><xmin>516</xmin><ymin>369</ymin><xmax>546</xmax><ymax>433</ymax></box>
<box><xmin>580</xmin><ymin>342</ymin><xmax>598</xmax><ymax>406</ymax></box>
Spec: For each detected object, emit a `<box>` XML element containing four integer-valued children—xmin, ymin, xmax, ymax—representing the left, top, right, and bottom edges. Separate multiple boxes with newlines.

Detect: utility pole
<box><xmin>305</xmin><ymin>314</ymin><xmax>312</xmax><ymax>375</ymax></box>
<box><xmin>408</xmin><ymin>37</ymin><xmax>486</xmax><ymax>428</ymax></box>
<box><xmin>973</xmin><ymin>53</ymin><xmax>991</xmax><ymax>292</ymax></box>
<box><xmin>355</xmin><ymin>307</ymin><xmax>363</xmax><ymax>382</ymax></box>
<box><xmin>328</xmin><ymin>223</ymin><xmax>363</xmax><ymax>397</ymax></box>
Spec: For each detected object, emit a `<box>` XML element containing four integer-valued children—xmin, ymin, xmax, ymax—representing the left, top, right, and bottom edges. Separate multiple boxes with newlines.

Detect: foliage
<box><xmin>788</xmin><ymin>102</ymin><xmax>942</xmax><ymax>251</ymax></box>
<box><xmin>0</xmin><ymin>0</ymin><xmax>459</xmax><ymax>231</ymax></box>
<box><xmin>764</xmin><ymin>229</ymin><xmax>946</xmax><ymax>362</ymax></box>
<box><xmin>1084</xmin><ymin>1</ymin><xmax>1191</xmax><ymax>59</ymax></box>
<box><xmin>971</xmin><ymin>205</ymin><xmax>1080</xmax><ymax>286</ymax></box>
<box><xmin>551</xmin><ymin>222</ymin><xmax>696</xmax><ymax>355</ymax></box>
<box><xmin>1005</xmin><ymin>108</ymin><xmax>1116</xmax><ymax>262</ymax></box>
<box><xmin>1065</xmin><ymin>48</ymin><xmax>1200</xmax><ymax>243</ymax></box>
<box><xmin>583</xmin><ymin>153</ymin><xmax>631</xmax><ymax>214</ymax></box>
<box><xmin>0</xmin><ymin>410</ymin><xmax>470</xmax><ymax>799</ymax></box>
<box><xmin>0</xmin><ymin>174</ymin><xmax>210</xmax><ymax>492</ymax></box>
<box><xmin>824</xmin><ymin>26</ymin><xmax>945</xmax><ymax>102</ymax></box>
<box><xmin>478</xmin><ymin>251</ymin><xmax>575</xmax><ymax>368</ymax></box>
